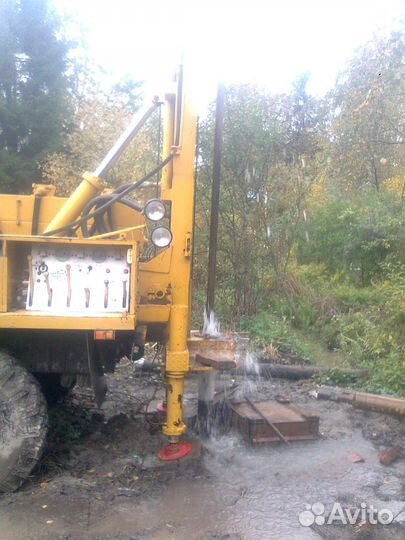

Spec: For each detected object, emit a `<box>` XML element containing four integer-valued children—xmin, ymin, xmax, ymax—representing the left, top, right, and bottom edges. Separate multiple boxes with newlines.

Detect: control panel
<box><xmin>26</xmin><ymin>245</ymin><xmax>131</xmax><ymax>314</ymax></box>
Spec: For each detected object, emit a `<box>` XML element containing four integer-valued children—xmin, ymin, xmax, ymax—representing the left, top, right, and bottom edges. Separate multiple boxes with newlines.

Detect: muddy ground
<box><xmin>0</xmin><ymin>358</ymin><xmax>404</xmax><ymax>540</ymax></box>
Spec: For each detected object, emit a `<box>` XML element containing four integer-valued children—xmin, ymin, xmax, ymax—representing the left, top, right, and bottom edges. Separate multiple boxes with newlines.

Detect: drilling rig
<box><xmin>0</xmin><ymin>70</ymin><xmax>218</xmax><ymax>492</ymax></box>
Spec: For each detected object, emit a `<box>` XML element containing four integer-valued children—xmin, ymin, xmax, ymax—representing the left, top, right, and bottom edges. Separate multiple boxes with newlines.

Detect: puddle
<box><xmin>90</xmin><ymin>429</ymin><xmax>402</xmax><ymax>540</ymax></box>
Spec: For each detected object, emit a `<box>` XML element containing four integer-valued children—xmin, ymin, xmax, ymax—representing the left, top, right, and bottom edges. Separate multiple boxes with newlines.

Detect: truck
<box><xmin>0</xmin><ymin>70</ymin><xmax>208</xmax><ymax>491</ymax></box>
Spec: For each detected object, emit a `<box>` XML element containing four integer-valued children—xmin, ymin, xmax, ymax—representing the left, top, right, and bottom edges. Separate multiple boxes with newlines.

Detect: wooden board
<box><xmin>231</xmin><ymin>400</ymin><xmax>319</xmax><ymax>444</ymax></box>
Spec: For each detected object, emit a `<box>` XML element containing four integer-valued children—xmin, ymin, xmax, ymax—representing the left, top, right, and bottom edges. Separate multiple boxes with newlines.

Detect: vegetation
<box><xmin>1</xmin><ymin>1</ymin><xmax>404</xmax><ymax>395</ymax></box>
<box><xmin>42</xmin><ymin>77</ymin><xmax>160</xmax><ymax>199</ymax></box>
<box><xmin>0</xmin><ymin>0</ymin><xmax>74</xmax><ymax>192</ymax></box>
<box><xmin>194</xmin><ymin>32</ymin><xmax>405</xmax><ymax>396</ymax></box>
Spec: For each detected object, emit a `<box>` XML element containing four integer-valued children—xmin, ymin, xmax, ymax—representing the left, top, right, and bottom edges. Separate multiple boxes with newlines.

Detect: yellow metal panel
<box><xmin>0</xmin><ymin>193</ymin><xmax>146</xmax><ymax>239</ymax></box>
<box><xmin>0</xmin><ymin>234</ymin><xmax>135</xmax><ymax>247</ymax></box>
<box><xmin>139</xmin><ymin>246</ymin><xmax>173</xmax><ymax>274</ymax></box>
<box><xmin>130</xmin><ymin>247</ymin><xmax>137</xmax><ymax>317</ymax></box>
<box><xmin>137</xmin><ymin>304</ymin><xmax>170</xmax><ymax>323</ymax></box>
<box><xmin>0</xmin><ymin>258</ymin><xmax>7</xmax><ymax>312</ymax></box>
<box><xmin>0</xmin><ymin>194</ymin><xmax>66</xmax><ymax>235</ymax></box>
<box><xmin>0</xmin><ymin>312</ymin><xmax>136</xmax><ymax>330</ymax></box>
<box><xmin>160</xmin><ymin>92</ymin><xmax>175</xmax><ymax>193</ymax></box>
<box><xmin>0</xmin><ymin>237</ymin><xmax>138</xmax><ymax>329</ymax></box>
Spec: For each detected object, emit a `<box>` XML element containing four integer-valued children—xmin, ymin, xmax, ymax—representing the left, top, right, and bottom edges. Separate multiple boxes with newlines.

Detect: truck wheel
<box><xmin>0</xmin><ymin>351</ymin><xmax>48</xmax><ymax>493</ymax></box>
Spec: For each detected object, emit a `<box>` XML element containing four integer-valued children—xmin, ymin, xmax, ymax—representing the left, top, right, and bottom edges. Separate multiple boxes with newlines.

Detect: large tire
<box><xmin>0</xmin><ymin>351</ymin><xmax>48</xmax><ymax>492</ymax></box>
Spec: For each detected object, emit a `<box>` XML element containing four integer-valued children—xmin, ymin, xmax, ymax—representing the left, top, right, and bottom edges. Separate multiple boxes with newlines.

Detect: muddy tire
<box><xmin>0</xmin><ymin>351</ymin><xmax>48</xmax><ymax>493</ymax></box>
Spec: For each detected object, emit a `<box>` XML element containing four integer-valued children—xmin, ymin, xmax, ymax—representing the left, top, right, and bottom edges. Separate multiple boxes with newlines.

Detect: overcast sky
<box><xmin>55</xmin><ymin>0</ymin><xmax>405</xmax><ymax>111</ymax></box>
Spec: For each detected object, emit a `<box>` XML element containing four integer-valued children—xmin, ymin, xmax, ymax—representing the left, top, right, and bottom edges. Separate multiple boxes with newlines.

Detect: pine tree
<box><xmin>0</xmin><ymin>0</ymin><xmax>73</xmax><ymax>192</ymax></box>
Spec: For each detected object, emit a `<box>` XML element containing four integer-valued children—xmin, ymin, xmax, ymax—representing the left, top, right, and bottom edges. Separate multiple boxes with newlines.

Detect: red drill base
<box><xmin>158</xmin><ymin>441</ymin><xmax>193</xmax><ymax>461</ymax></box>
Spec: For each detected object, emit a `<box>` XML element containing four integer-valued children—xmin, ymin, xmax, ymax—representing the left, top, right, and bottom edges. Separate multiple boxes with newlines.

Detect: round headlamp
<box><xmin>151</xmin><ymin>227</ymin><xmax>172</xmax><ymax>248</ymax></box>
<box><xmin>144</xmin><ymin>199</ymin><xmax>166</xmax><ymax>221</ymax></box>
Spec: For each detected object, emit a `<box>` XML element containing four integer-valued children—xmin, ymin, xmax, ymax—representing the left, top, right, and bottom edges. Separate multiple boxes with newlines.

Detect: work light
<box><xmin>151</xmin><ymin>226</ymin><xmax>172</xmax><ymax>248</ymax></box>
<box><xmin>144</xmin><ymin>199</ymin><xmax>166</xmax><ymax>221</ymax></box>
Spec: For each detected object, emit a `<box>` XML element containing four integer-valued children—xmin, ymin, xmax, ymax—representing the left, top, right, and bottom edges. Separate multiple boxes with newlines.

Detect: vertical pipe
<box><xmin>206</xmin><ymin>84</ymin><xmax>225</xmax><ymax>315</ymax></box>
<box><xmin>163</xmin><ymin>72</ymin><xmax>197</xmax><ymax>440</ymax></box>
<box><xmin>160</xmin><ymin>93</ymin><xmax>175</xmax><ymax>193</ymax></box>
<box><xmin>197</xmin><ymin>371</ymin><xmax>217</xmax><ymax>437</ymax></box>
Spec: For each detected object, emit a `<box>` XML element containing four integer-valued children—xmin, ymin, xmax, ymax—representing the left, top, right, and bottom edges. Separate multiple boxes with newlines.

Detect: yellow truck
<box><xmin>0</xmin><ymin>70</ymin><xmax>204</xmax><ymax>491</ymax></box>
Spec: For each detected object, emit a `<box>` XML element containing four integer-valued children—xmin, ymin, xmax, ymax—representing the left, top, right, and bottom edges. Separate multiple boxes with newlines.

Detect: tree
<box><xmin>42</xmin><ymin>78</ymin><xmax>160</xmax><ymax>199</ymax></box>
<box><xmin>0</xmin><ymin>0</ymin><xmax>74</xmax><ymax>193</ymax></box>
<box><xmin>194</xmin><ymin>81</ymin><xmax>324</xmax><ymax>320</ymax></box>
<box><xmin>326</xmin><ymin>31</ymin><xmax>405</xmax><ymax>194</ymax></box>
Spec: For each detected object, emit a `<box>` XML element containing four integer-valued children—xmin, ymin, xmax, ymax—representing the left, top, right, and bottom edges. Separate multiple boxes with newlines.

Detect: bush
<box><xmin>298</xmin><ymin>192</ymin><xmax>405</xmax><ymax>286</ymax></box>
<box><xmin>270</xmin><ymin>258</ymin><xmax>405</xmax><ymax>395</ymax></box>
<box><xmin>239</xmin><ymin>312</ymin><xmax>311</xmax><ymax>359</ymax></box>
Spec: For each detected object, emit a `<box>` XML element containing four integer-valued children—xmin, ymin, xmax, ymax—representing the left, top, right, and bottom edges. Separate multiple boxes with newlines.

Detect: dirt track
<box><xmin>0</xmin><ymin>359</ymin><xmax>404</xmax><ymax>540</ymax></box>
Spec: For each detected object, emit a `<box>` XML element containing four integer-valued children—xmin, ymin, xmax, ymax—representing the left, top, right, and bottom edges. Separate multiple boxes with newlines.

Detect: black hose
<box><xmin>31</xmin><ymin>195</ymin><xmax>42</xmax><ymax>235</ymax></box>
<box><xmin>81</xmin><ymin>195</ymin><xmax>143</xmax><ymax>237</ymax></box>
<box><xmin>43</xmin><ymin>154</ymin><xmax>173</xmax><ymax>237</ymax></box>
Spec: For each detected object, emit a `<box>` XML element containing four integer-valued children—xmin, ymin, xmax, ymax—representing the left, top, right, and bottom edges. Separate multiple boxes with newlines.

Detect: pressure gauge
<box><xmin>55</xmin><ymin>247</ymin><xmax>70</xmax><ymax>262</ymax></box>
<box><xmin>92</xmin><ymin>249</ymin><xmax>107</xmax><ymax>263</ymax></box>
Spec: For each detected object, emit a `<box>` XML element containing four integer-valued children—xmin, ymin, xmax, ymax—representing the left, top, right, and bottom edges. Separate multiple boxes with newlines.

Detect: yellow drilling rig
<box><xmin>0</xmin><ymin>70</ymin><xmax>224</xmax><ymax>492</ymax></box>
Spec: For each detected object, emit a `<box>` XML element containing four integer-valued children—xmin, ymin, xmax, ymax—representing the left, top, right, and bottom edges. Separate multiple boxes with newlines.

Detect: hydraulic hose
<box><xmin>80</xmin><ymin>195</ymin><xmax>143</xmax><ymax>237</ymax></box>
<box><xmin>43</xmin><ymin>154</ymin><xmax>174</xmax><ymax>237</ymax></box>
<box><xmin>44</xmin><ymin>68</ymin><xmax>183</xmax><ymax>239</ymax></box>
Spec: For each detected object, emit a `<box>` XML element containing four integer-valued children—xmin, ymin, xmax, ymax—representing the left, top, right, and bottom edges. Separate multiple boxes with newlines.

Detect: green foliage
<box><xmin>195</xmin><ymin>80</ymin><xmax>323</xmax><ymax>319</ymax></box>
<box><xmin>292</xmin><ymin>259</ymin><xmax>405</xmax><ymax>395</ymax></box>
<box><xmin>239</xmin><ymin>312</ymin><xmax>311</xmax><ymax>359</ymax></box>
<box><xmin>272</xmin><ymin>296</ymin><xmax>320</xmax><ymax>328</ymax></box>
<box><xmin>326</xmin><ymin>32</ymin><xmax>405</xmax><ymax>192</ymax></box>
<box><xmin>298</xmin><ymin>191</ymin><xmax>405</xmax><ymax>285</ymax></box>
<box><xmin>1</xmin><ymin>6</ymin><xmax>404</xmax><ymax>395</ymax></box>
<box><xmin>41</xmin><ymin>77</ymin><xmax>160</xmax><ymax>197</ymax></box>
<box><xmin>336</xmin><ymin>265</ymin><xmax>405</xmax><ymax>394</ymax></box>
<box><xmin>312</xmin><ymin>368</ymin><xmax>360</xmax><ymax>387</ymax></box>
<box><xmin>48</xmin><ymin>405</ymin><xmax>83</xmax><ymax>444</ymax></box>
<box><xmin>0</xmin><ymin>0</ymin><xmax>74</xmax><ymax>192</ymax></box>
<box><xmin>195</xmin><ymin>33</ymin><xmax>405</xmax><ymax>396</ymax></box>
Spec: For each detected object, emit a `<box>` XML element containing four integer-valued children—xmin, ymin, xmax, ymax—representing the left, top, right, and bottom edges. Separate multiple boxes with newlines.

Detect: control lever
<box><xmin>43</xmin><ymin>272</ymin><xmax>53</xmax><ymax>307</ymax></box>
<box><xmin>84</xmin><ymin>287</ymin><xmax>90</xmax><ymax>308</ymax></box>
<box><xmin>66</xmin><ymin>264</ymin><xmax>72</xmax><ymax>307</ymax></box>
<box><xmin>122</xmin><ymin>279</ymin><xmax>127</xmax><ymax>308</ymax></box>
<box><xmin>104</xmin><ymin>280</ymin><xmax>109</xmax><ymax>308</ymax></box>
<box><xmin>27</xmin><ymin>255</ymin><xmax>34</xmax><ymax>307</ymax></box>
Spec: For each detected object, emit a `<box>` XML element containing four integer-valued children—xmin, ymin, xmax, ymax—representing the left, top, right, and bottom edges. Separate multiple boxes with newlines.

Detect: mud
<box><xmin>0</xmin><ymin>360</ymin><xmax>404</xmax><ymax>540</ymax></box>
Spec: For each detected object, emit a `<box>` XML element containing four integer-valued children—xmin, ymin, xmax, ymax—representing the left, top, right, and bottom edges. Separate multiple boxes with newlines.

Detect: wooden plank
<box><xmin>245</xmin><ymin>397</ymin><xmax>290</xmax><ymax>445</ymax></box>
<box><xmin>195</xmin><ymin>352</ymin><xmax>237</xmax><ymax>371</ymax></box>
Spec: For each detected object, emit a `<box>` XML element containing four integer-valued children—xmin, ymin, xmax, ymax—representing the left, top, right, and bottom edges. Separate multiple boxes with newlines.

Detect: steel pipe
<box><xmin>94</xmin><ymin>99</ymin><xmax>160</xmax><ymax>178</ymax></box>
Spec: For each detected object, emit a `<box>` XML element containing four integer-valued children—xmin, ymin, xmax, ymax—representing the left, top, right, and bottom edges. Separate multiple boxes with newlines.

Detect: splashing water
<box><xmin>193</xmin><ymin>315</ymin><xmax>267</xmax><ymax>438</ymax></box>
<box><xmin>237</xmin><ymin>348</ymin><xmax>263</xmax><ymax>397</ymax></box>
<box><xmin>202</xmin><ymin>308</ymin><xmax>221</xmax><ymax>338</ymax></box>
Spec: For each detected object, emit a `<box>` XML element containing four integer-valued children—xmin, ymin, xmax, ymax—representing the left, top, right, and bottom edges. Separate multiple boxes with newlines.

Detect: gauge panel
<box><xmin>26</xmin><ymin>245</ymin><xmax>131</xmax><ymax>313</ymax></box>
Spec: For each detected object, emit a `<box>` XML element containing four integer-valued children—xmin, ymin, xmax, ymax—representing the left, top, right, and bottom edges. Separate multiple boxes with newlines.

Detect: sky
<box><xmin>55</xmin><ymin>0</ymin><xmax>405</xmax><ymax>112</ymax></box>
